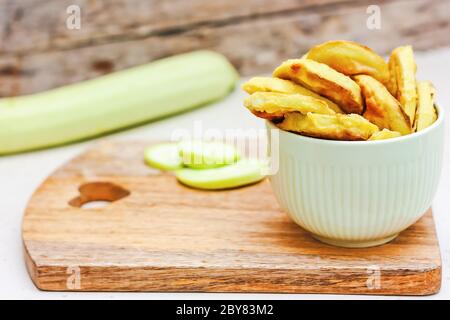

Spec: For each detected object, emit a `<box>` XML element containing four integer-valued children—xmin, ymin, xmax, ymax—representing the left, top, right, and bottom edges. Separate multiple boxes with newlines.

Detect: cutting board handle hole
<box><xmin>68</xmin><ymin>182</ymin><xmax>130</xmax><ymax>208</ymax></box>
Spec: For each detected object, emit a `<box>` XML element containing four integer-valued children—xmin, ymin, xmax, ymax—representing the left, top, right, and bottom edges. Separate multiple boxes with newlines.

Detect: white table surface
<box><xmin>1</xmin><ymin>47</ymin><xmax>449</xmax><ymax>300</ymax></box>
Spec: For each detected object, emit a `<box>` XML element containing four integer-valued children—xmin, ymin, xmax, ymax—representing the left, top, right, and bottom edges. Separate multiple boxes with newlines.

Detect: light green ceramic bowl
<box><xmin>267</xmin><ymin>105</ymin><xmax>444</xmax><ymax>248</ymax></box>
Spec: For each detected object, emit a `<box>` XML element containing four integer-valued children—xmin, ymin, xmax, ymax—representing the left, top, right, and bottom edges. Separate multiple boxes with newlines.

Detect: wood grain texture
<box><xmin>2</xmin><ymin>0</ymin><xmax>450</xmax><ymax>96</ymax></box>
<box><xmin>22</xmin><ymin>140</ymin><xmax>441</xmax><ymax>295</ymax></box>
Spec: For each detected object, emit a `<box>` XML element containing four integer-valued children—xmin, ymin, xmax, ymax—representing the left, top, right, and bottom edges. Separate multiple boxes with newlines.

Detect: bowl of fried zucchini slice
<box><xmin>242</xmin><ymin>40</ymin><xmax>444</xmax><ymax>248</ymax></box>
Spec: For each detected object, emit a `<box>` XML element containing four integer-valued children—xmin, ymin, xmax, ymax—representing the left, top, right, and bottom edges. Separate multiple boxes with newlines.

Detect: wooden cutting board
<box><xmin>22</xmin><ymin>140</ymin><xmax>441</xmax><ymax>295</ymax></box>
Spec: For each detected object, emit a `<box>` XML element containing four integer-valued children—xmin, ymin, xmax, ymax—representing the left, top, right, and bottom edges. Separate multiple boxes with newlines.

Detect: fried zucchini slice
<box><xmin>241</xmin><ymin>77</ymin><xmax>343</xmax><ymax>113</ymax></box>
<box><xmin>414</xmin><ymin>81</ymin><xmax>437</xmax><ymax>131</ymax></box>
<box><xmin>388</xmin><ymin>46</ymin><xmax>417</xmax><ymax>125</ymax></box>
<box><xmin>277</xmin><ymin>112</ymin><xmax>379</xmax><ymax>141</ymax></box>
<box><xmin>305</xmin><ymin>40</ymin><xmax>389</xmax><ymax>85</ymax></box>
<box><xmin>273</xmin><ymin>59</ymin><xmax>364</xmax><ymax>114</ymax></box>
<box><xmin>244</xmin><ymin>92</ymin><xmax>335</xmax><ymax>120</ymax></box>
<box><xmin>248</xmin><ymin>110</ymin><xmax>281</xmax><ymax>121</ymax></box>
<box><xmin>242</xmin><ymin>76</ymin><xmax>305</xmax><ymax>94</ymax></box>
<box><xmin>368</xmin><ymin>129</ymin><xmax>401</xmax><ymax>141</ymax></box>
<box><xmin>354</xmin><ymin>75</ymin><xmax>411</xmax><ymax>135</ymax></box>
<box><xmin>387</xmin><ymin>57</ymin><xmax>398</xmax><ymax>97</ymax></box>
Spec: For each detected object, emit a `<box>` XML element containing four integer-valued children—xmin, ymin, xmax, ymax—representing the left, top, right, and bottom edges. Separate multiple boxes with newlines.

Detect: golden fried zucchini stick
<box><xmin>305</xmin><ymin>40</ymin><xmax>389</xmax><ymax>85</ymax></box>
<box><xmin>244</xmin><ymin>92</ymin><xmax>335</xmax><ymax>120</ymax></box>
<box><xmin>414</xmin><ymin>81</ymin><xmax>437</xmax><ymax>131</ymax></box>
<box><xmin>273</xmin><ymin>59</ymin><xmax>364</xmax><ymax>114</ymax></box>
<box><xmin>241</xmin><ymin>77</ymin><xmax>343</xmax><ymax>113</ymax></box>
<box><xmin>368</xmin><ymin>129</ymin><xmax>401</xmax><ymax>141</ymax></box>
<box><xmin>277</xmin><ymin>112</ymin><xmax>379</xmax><ymax>141</ymax></box>
<box><xmin>388</xmin><ymin>46</ymin><xmax>417</xmax><ymax>126</ymax></box>
<box><xmin>354</xmin><ymin>75</ymin><xmax>411</xmax><ymax>135</ymax></box>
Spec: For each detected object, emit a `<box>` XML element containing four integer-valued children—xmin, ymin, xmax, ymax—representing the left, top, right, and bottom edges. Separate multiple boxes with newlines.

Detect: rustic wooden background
<box><xmin>1</xmin><ymin>0</ymin><xmax>449</xmax><ymax>96</ymax></box>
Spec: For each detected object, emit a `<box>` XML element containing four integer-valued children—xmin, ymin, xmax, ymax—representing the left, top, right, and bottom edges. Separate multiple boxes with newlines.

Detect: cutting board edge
<box><xmin>23</xmin><ymin>241</ymin><xmax>441</xmax><ymax>296</ymax></box>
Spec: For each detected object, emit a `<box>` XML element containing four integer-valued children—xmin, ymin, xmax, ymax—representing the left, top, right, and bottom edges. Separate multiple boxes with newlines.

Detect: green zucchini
<box><xmin>175</xmin><ymin>160</ymin><xmax>266</xmax><ymax>190</ymax></box>
<box><xmin>144</xmin><ymin>143</ymin><xmax>183</xmax><ymax>171</ymax></box>
<box><xmin>178</xmin><ymin>140</ymin><xmax>240</xmax><ymax>169</ymax></box>
<box><xmin>0</xmin><ymin>51</ymin><xmax>238</xmax><ymax>154</ymax></box>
